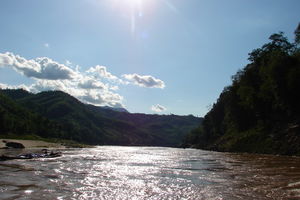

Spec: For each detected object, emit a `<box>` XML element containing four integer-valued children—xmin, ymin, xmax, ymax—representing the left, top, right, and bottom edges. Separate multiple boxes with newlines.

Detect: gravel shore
<box><xmin>0</xmin><ymin>139</ymin><xmax>65</xmax><ymax>149</ymax></box>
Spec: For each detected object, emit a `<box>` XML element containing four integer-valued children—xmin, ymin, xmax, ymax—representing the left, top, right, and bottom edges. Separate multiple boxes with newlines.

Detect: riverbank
<box><xmin>0</xmin><ymin>139</ymin><xmax>65</xmax><ymax>149</ymax></box>
<box><xmin>0</xmin><ymin>137</ymin><xmax>94</xmax><ymax>148</ymax></box>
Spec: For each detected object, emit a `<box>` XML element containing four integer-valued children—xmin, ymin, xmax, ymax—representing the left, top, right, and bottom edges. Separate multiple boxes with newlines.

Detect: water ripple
<box><xmin>1</xmin><ymin>146</ymin><xmax>300</xmax><ymax>199</ymax></box>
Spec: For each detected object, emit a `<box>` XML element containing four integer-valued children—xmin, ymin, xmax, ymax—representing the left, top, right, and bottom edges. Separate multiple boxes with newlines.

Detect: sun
<box><xmin>126</xmin><ymin>0</ymin><xmax>142</xmax><ymax>6</ymax></box>
<box><xmin>109</xmin><ymin>0</ymin><xmax>155</xmax><ymax>34</ymax></box>
<box><xmin>110</xmin><ymin>0</ymin><xmax>152</xmax><ymax>13</ymax></box>
<box><xmin>113</xmin><ymin>0</ymin><xmax>149</xmax><ymax>9</ymax></box>
<box><xmin>126</xmin><ymin>0</ymin><xmax>148</xmax><ymax>5</ymax></box>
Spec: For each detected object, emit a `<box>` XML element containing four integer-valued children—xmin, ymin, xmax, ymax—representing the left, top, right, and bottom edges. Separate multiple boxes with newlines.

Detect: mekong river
<box><xmin>1</xmin><ymin>146</ymin><xmax>300</xmax><ymax>199</ymax></box>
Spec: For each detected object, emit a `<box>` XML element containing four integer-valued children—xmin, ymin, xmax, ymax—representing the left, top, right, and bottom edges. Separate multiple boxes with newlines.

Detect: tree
<box><xmin>184</xmin><ymin>26</ymin><xmax>300</xmax><ymax>155</ymax></box>
<box><xmin>264</xmin><ymin>32</ymin><xmax>293</xmax><ymax>53</ymax></box>
<box><xmin>295</xmin><ymin>23</ymin><xmax>300</xmax><ymax>45</ymax></box>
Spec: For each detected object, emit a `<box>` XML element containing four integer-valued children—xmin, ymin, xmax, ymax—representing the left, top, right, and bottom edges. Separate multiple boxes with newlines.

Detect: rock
<box><xmin>2</xmin><ymin>140</ymin><xmax>25</xmax><ymax>149</ymax></box>
<box><xmin>0</xmin><ymin>150</ymin><xmax>62</xmax><ymax>161</ymax></box>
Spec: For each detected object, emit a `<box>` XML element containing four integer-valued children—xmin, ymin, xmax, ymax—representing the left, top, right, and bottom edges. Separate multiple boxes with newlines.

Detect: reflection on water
<box><xmin>1</xmin><ymin>146</ymin><xmax>300</xmax><ymax>199</ymax></box>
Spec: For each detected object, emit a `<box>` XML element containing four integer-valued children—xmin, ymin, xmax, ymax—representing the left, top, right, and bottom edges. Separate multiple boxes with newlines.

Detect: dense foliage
<box><xmin>184</xmin><ymin>28</ymin><xmax>300</xmax><ymax>155</ymax></box>
<box><xmin>0</xmin><ymin>91</ymin><xmax>66</xmax><ymax>139</ymax></box>
<box><xmin>0</xmin><ymin>89</ymin><xmax>202</xmax><ymax>146</ymax></box>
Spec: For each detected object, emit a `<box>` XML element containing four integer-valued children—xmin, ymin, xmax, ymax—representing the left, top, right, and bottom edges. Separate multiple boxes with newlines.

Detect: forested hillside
<box><xmin>0</xmin><ymin>91</ymin><xmax>67</xmax><ymax>139</ymax></box>
<box><xmin>0</xmin><ymin>89</ymin><xmax>202</xmax><ymax>146</ymax></box>
<box><xmin>184</xmin><ymin>26</ymin><xmax>300</xmax><ymax>155</ymax></box>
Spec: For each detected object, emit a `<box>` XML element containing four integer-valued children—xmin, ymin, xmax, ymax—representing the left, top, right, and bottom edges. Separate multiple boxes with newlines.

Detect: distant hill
<box><xmin>86</xmin><ymin>104</ymin><xmax>202</xmax><ymax>146</ymax></box>
<box><xmin>101</xmin><ymin>106</ymin><xmax>129</xmax><ymax>113</ymax></box>
<box><xmin>0</xmin><ymin>89</ymin><xmax>202</xmax><ymax>146</ymax></box>
<box><xmin>183</xmin><ymin>29</ymin><xmax>300</xmax><ymax>155</ymax></box>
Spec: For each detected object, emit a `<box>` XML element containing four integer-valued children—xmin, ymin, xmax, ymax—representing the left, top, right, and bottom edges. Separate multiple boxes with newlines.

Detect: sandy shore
<box><xmin>0</xmin><ymin>139</ymin><xmax>65</xmax><ymax>149</ymax></box>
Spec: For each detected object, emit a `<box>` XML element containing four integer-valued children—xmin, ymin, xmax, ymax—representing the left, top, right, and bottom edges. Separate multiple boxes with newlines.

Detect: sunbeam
<box><xmin>110</xmin><ymin>0</ymin><xmax>153</xmax><ymax>34</ymax></box>
<box><xmin>163</xmin><ymin>0</ymin><xmax>178</xmax><ymax>13</ymax></box>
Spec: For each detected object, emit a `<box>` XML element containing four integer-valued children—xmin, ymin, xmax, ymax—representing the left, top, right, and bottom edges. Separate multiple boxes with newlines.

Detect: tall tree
<box><xmin>184</xmin><ymin>25</ymin><xmax>300</xmax><ymax>156</ymax></box>
<box><xmin>295</xmin><ymin>23</ymin><xmax>300</xmax><ymax>45</ymax></box>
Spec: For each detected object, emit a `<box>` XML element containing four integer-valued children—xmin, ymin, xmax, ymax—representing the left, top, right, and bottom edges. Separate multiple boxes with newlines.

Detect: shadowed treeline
<box><xmin>184</xmin><ymin>24</ymin><xmax>300</xmax><ymax>156</ymax></box>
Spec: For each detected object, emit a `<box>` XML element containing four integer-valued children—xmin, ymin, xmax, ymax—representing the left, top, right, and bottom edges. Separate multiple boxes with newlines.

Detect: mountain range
<box><xmin>0</xmin><ymin>89</ymin><xmax>202</xmax><ymax>147</ymax></box>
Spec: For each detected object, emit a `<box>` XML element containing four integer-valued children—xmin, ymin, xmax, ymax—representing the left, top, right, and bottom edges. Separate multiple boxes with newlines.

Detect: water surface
<box><xmin>1</xmin><ymin>146</ymin><xmax>300</xmax><ymax>199</ymax></box>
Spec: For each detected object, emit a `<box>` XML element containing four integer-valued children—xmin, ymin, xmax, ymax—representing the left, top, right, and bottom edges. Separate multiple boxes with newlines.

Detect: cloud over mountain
<box><xmin>0</xmin><ymin>52</ymin><xmax>123</xmax><ymax>107</ymax></box>
<box><xmin>0</xmin><ymin>52</ymin><xmax>76</xmax><ymax>80</ymax></box>
<box><xmin>28</xmin><ymin>77</ymin><xmax>123</xmax><ymax>108</ymax></box>
<box><xmin>78</xmin><ymin>76</ymin><xmax>107</xmax><ymax>90</ymax></box>
<box><xmin>0</xmin><ymin>52</ymin><xmax>166</xmax><ymax>110</ymax></box>
<box><xmin>87</xmin><ymin>65</ymin><xmax>119</xmax><ymax>81</ymax></box>
<box><xmin>122</xmin><ymin>73</ymin><xmax>165</xmax><ymax>89</ymax></box>
<box><xmin>151</xmin><ymin>104</ymin><xmax>167</xmax><ymax>112</ymax></box>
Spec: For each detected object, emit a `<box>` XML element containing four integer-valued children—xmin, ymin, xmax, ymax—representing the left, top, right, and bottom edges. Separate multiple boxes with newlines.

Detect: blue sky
<box><xmin>0</xmin><ymin>0</ymin><xmax>299</xmax><ymax>116</ymax></box>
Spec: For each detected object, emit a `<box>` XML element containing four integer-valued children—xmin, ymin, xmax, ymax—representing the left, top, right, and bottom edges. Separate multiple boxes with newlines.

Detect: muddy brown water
<box><xmin>0</xmin><ymin>146</ymin><xmax>300</xmax><ymax>199</ymax></box>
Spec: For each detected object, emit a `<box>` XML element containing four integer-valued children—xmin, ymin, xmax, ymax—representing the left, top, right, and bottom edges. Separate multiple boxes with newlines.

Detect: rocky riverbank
<box><xmin>0</xmin><ymin>139</ymin><xmax>65</xmax><ymax>149</ymax></box>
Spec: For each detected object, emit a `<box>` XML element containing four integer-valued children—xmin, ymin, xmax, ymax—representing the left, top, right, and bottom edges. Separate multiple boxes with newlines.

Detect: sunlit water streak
<box><xmin>1</xmin><ymin>146</ymin><xmax>300</xmax><ymax>200</ymax></box>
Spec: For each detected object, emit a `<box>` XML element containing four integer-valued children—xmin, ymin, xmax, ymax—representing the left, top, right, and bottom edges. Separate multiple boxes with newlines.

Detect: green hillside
<box><xmin>0</xmin><ymin>92</ymin><xmax>66</xmax><ymax>140</ymax></box>
<box><xmin>0</xmin><ymin>89</ymin><xmax>202</xmax><ymax>146</ymax></box>
<box><xmin>184</xmin><ymin>27</ymin><xmax>300</xmax><ymax>155</ymax></box>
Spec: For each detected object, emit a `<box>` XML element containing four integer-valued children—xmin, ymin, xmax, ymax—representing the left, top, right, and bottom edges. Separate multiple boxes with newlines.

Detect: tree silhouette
<box><xmin>295</xmin><ymin>23</ymin><xmax>300</xmax><ymax>45</ymax></box>
<box><xmin>184</xmin><ymin>24</ymin><xmax>300</xmax><ymax>156</ymax></box>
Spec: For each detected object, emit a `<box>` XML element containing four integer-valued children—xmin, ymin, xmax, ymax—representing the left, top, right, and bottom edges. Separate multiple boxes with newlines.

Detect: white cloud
<box><xmin>122</xmin><ymin>73</ymin><xmax>165</xmax><ymax>89</ymax></box>
<box><xmin>87</xmin><ymin>65</ymin><xmax>119</xmax><ymax>81</ymax></box>
<box><xmin>151</xmin><ymin>104</ymin><xmax>167</xmax><ymax>112</ymax></box>
<box><xmin>27</xmin><ymin>78</ymin><xmax>124</xmax><ymax>108</ymax></box>
<box><xmin>78</xmin><ymin>76</ymin><xmax>107</xmax><ymax>90</ymax></box>
<box><xmin>0</xmin><ymin>52</ymin><xmax>166</xmax><ymax>110</ymax></box>
<box><xmin>0</xmin><ymin>52</ymin><xmax>124</xmax><ymax>107</ymax></box>
<box><xmin>44</xmin><ymin>43</ymin><xmax>49</xmax><ymax>48</ymax></box>
<box><xmin>78</xmin><ymin>90</ymin><xmax>123</xmax><ymax>108</ymax></box>
<box><xmin>65</xmin><ymin>60</ymin><xmax>72</xmax><ymax>66</ymax></box>
<box><xmin>75</xmin><ymin>65</ymin><xmax>81</xmax><ymax>72</ymax></box>
<box><xmin>0</xmin><ymin>52</ymin><xmax>76</xmax><ymax>80</ymax></box>
<box><xmin>110</xmin><ymin>85</ymin><xmax>119</xmax><ymax>91</ymax></box>
<box><xmin>29</xmin><ymin>80</ymin><xmax>72</xmax><ymax>94</ymax></box>
<box><xmin>35</xmin><ymin>57</ymin><xmax>77</xmax><ymax>80</ymax></box>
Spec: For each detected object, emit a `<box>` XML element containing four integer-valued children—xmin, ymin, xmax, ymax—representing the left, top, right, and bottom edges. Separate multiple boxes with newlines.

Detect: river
<box><xmin>0</xmin><ymin>146</ymin><xmax>300</xmax><ymax>200</ymax></box>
